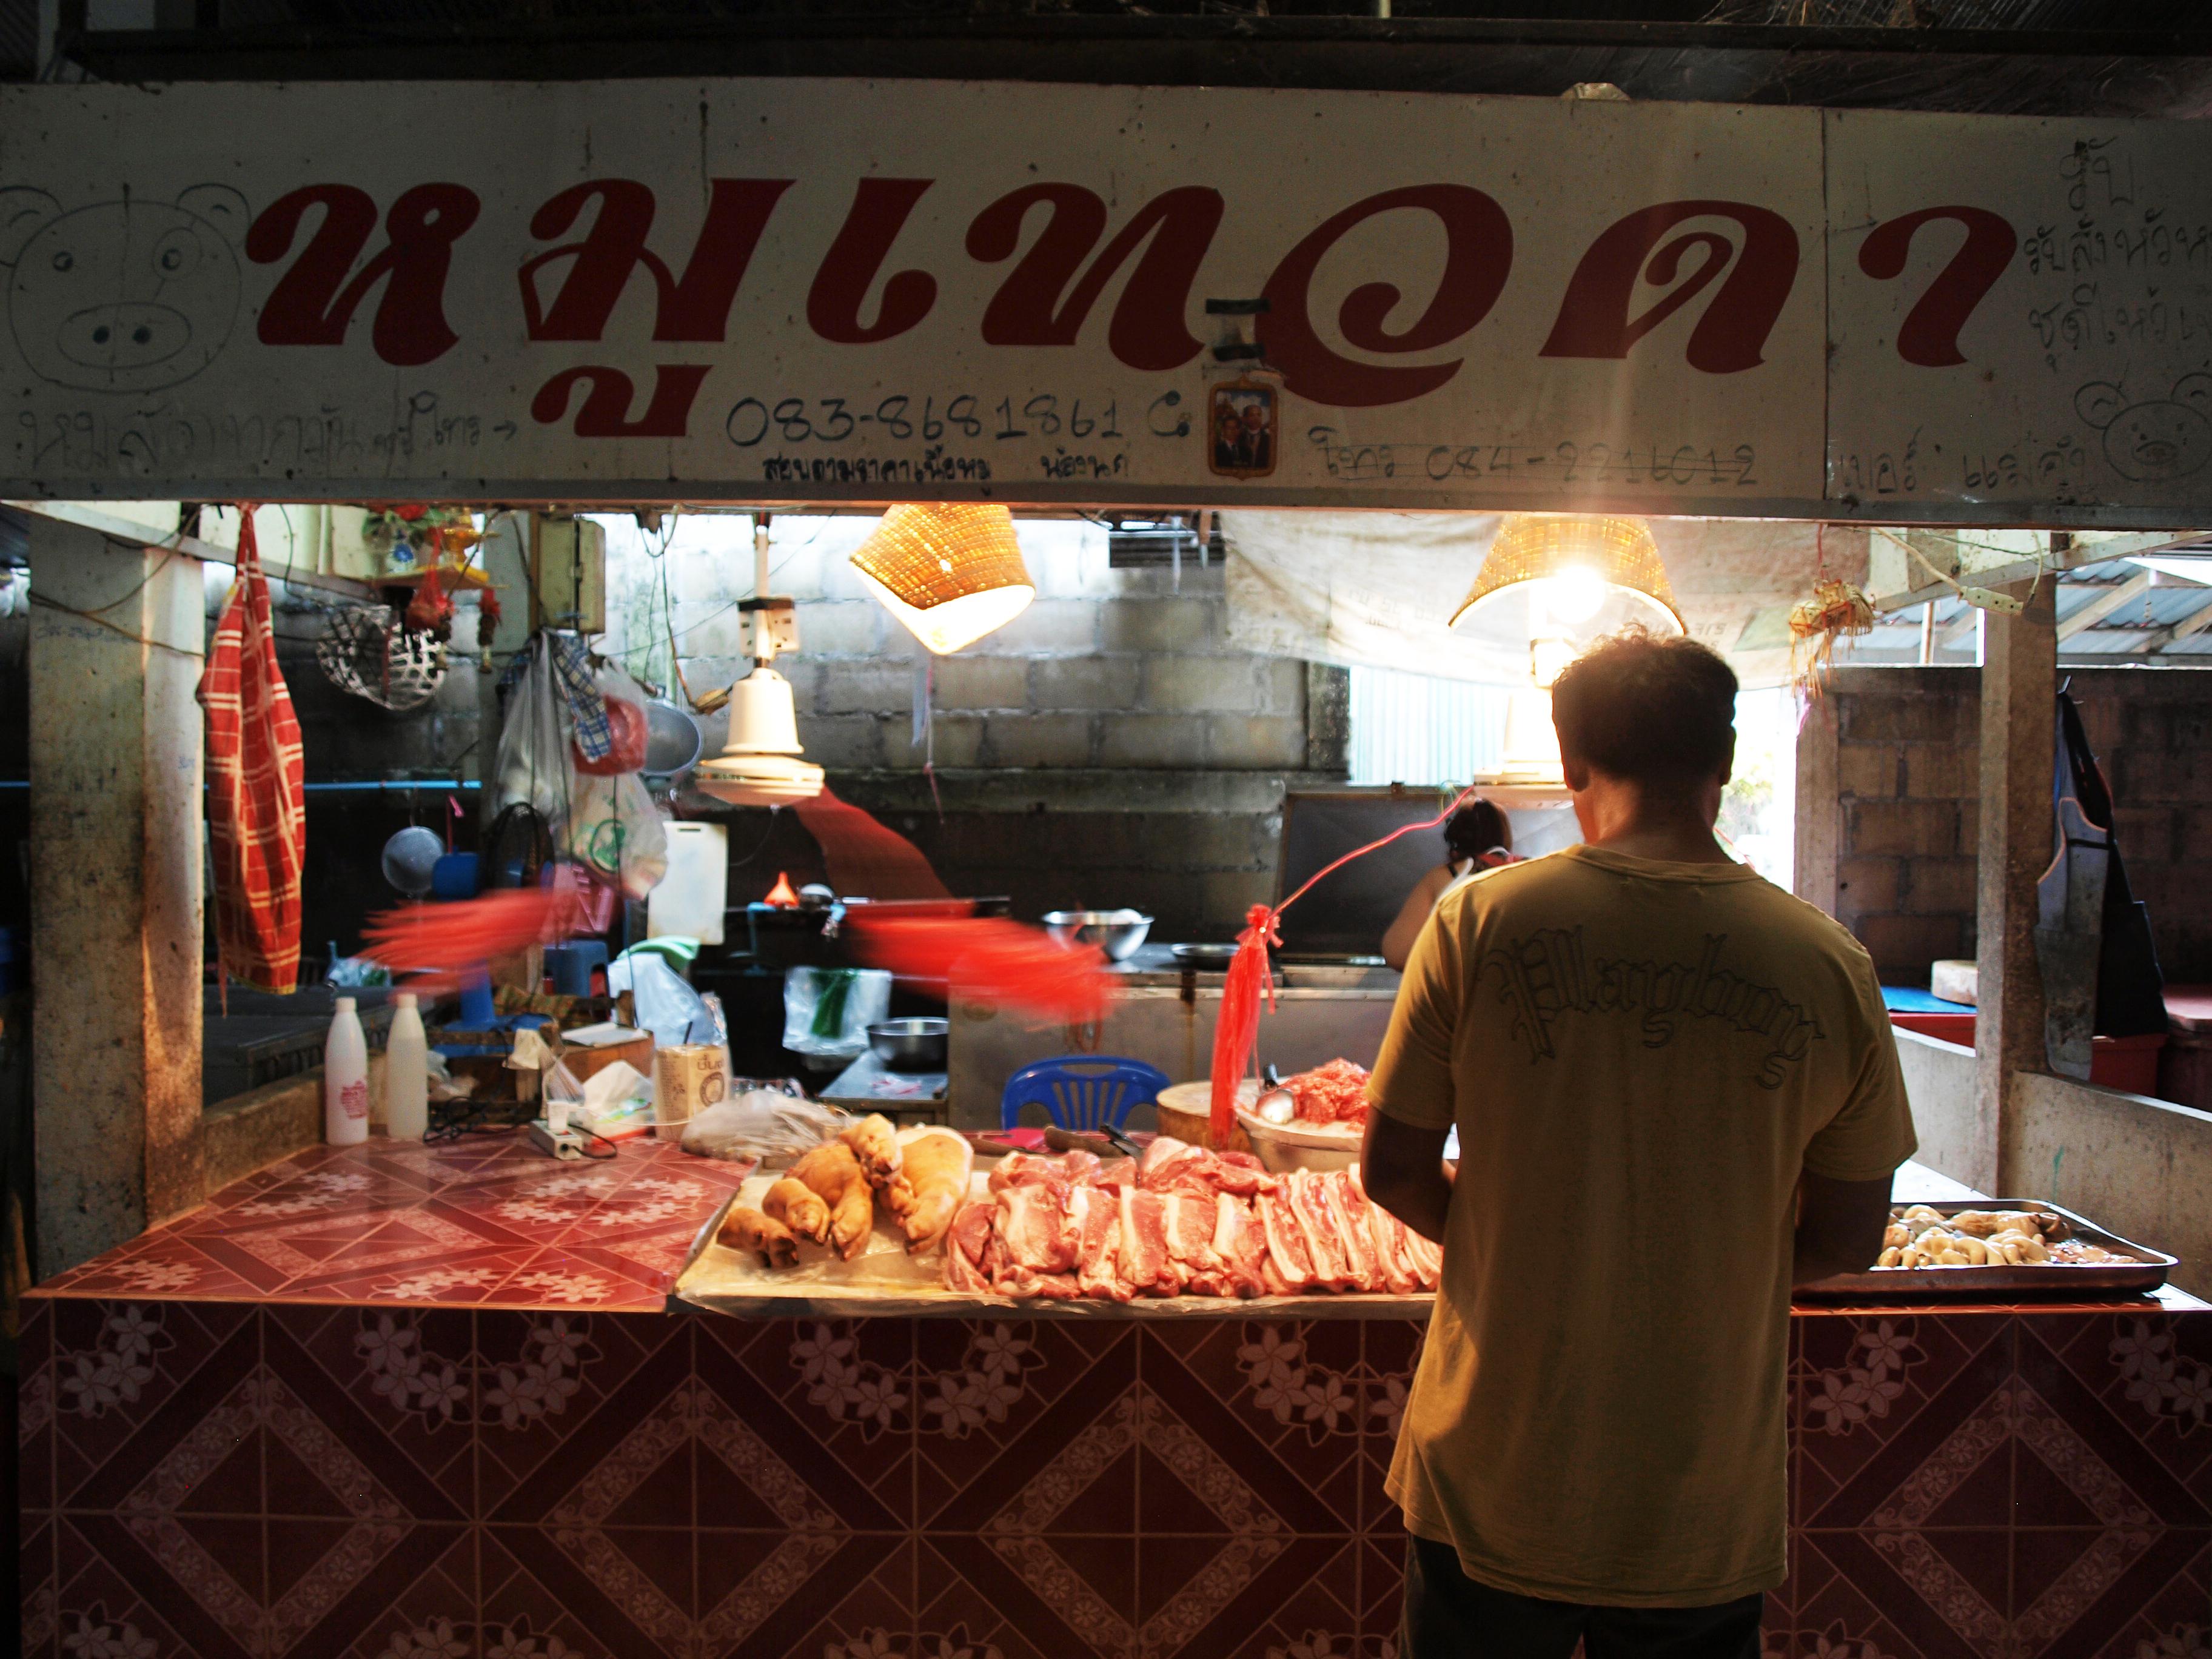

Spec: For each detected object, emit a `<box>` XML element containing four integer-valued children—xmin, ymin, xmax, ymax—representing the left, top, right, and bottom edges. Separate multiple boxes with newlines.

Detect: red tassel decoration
<box><xmin>1208</xmin><ymin>904</ymin><xmax>1281</xmax><ymax>1147</ymax></box>
<box><xmin>1205</xmin><ymin>784</ymin><xmax>1484</xmax><ymax>1149</ymax></box>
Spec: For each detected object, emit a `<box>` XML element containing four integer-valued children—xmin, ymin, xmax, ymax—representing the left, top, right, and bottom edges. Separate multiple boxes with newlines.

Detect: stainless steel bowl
<box><xmin>1171</xmin><ymin>942</ymin><xmax>1241</xmax><ymax>970</ymax></box>
<box><xmin>866</xmin><ymin>1017</ymin><xmax>948</xmax><ymax>1071</ymax></box>
<box><xmin>1042</xmin><ymin>909</ymin><xmax>1154</xmax><ymax>961</ymax></box>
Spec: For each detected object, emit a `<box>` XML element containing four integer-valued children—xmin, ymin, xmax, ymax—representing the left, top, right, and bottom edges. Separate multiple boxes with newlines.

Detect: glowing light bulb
<box><xmin>1530</xmin><ymin>569</ymin><xmax>1608</xmax><ymax>626</ymax></box>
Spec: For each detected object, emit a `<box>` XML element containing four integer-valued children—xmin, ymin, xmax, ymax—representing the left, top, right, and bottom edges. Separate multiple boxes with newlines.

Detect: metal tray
<box><xmin>1800</xmin><ymin>1199</ymin><xmax>2174</xmax><ymax>1300</ymax></box>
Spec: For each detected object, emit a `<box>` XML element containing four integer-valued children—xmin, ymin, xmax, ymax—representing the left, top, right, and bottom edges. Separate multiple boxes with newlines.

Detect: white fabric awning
<box><xmin>1221</xmin><ymin>513</ymin><xmax>1866</xmax><ymax>689</ymax></box>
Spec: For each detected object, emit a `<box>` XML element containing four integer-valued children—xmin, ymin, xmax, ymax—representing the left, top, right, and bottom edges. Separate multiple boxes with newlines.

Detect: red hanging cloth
<box><xmin>199</xmin><ymin>508</ymin><xmax>307</xmax><ymax>992</ymax></box>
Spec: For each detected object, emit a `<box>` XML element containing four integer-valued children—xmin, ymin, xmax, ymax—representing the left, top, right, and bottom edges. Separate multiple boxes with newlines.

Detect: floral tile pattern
<box><xmin>27</xmin><ymin>1136</ymin><xmax>746</xmax><ymax>1313</ymax></box>
<box><xmin>19</xmin><ymin>1287</ymin><xmax>2212</xmax><ymax>1658</ymax></box>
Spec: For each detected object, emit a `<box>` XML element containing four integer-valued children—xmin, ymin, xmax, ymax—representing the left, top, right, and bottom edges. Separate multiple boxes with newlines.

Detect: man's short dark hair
<box><xmin>1550</xmin><ymin>629</ymin><xmax>1738</xmax><ymax>789</ymax></box>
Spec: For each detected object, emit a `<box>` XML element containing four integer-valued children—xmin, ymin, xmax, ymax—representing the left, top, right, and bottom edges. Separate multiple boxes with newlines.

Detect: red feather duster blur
<box><xmin>845</xmin><ymin>910</ymin><xmax>1108</xmax><ymax>1025</ymax></box>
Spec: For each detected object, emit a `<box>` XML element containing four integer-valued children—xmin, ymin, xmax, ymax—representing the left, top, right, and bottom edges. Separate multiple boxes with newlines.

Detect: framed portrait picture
<box><xmin>1207</xmin><ymin>380</ymin><xmax>1278</xmax><ymax>480</ymax></box>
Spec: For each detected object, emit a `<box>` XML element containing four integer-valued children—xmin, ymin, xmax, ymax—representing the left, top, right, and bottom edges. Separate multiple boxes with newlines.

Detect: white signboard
<box><xmin>1826</xmin><ymin>108</ymin><xmax>2212</xmax><ymax>518</ymax></box>
<box><xmin>1</xmin><ymin>79</ymin><xmax>2207</xmax><ymax>525</ymax></box>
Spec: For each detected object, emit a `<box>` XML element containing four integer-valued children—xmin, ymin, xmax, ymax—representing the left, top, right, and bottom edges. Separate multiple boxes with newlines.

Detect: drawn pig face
<box><xmin>2076</xmin><ymin>375</ymin><xmax>2212</xmax><ymax>483</ymax></box>
<box><xmin>0</xmin><ymin>185</ymin><xmax>248</xmax><ymax>392</ymax></box>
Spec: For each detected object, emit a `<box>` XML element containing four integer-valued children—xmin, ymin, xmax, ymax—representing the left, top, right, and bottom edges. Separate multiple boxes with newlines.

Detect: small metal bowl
<box><xmin>1171</xmin><ymin>942</ymin><xmax>1241</xmax><ymax>969</ymax></box>
<box><xmin>867</xmin><ymin>1017</ymin><xmax>948</xmax><ymax>1071</ymax></box>
<box><xmin>1043</xmin><ymin>909</ymin><xmax>1154</xmax><ymax>961</ymax></box>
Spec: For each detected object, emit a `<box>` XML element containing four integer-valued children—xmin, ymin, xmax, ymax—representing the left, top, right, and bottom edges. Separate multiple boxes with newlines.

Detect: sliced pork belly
<box><xmin>1207</xmin><ymin>1193</ymin><xmax>1270</xmax><ymax>1298</ymax></box>
<box><xmin>1401</xmin><ymin>1227</ymin><xmax>1444</xmax><ymax>1290</ymax></box>
<box><xmin>1206</xmin><ymin>1149</ymin><xmax>1275</xmax><ymax>1196</ymax></box>
<box><xmin>1258</xmin><ymin>1187</ymin><xmax>1316</xmax><ymax>1291</ymax></box>
<box><xmin>1285</xmin><ymin>1170</ymin><xmax>1355</xmax><ymax>1290</ymax></box>
<box><xmin>942</xmin><ymin>1201</ymin><xmax>996</xmax><ymax>1294</ymax></box>
<box><xmin>1073</xmin><ymin>1187</ymin><xmax>1135</xmax><ymax>1302</ymax></box>
<box><xmin>989</xmin><ymin>1149</ymin><xmax>1101</xmax><ymax>1193</ymax></box>
<box><xmin>999</xmin><ymin>1179</ymin><xmax>1078</xmax><ymax>1274</ymax></box>
<box><xmin>1356</xmin><ymin>1185</ymin><xmax>1421</xmax><ymax>1296</ymax></box>
<box><xmin>1321</xmin><ymin>1170</ymin><xmax>1385</xmax><ymax>1292</ymax></box>
<box><xmin>1153</xmin><ymin>1190</ymin><xmax>1220</xmax><ymax>1293</ymax></box>
<box><xmin>1117</xmin><ymin>1186</ymin><xmax>1177</xmax><ymax>1294</ymax></box>
<box><xmin>1136</xmin><ymin>1137</ymin><xmax>1212</xmax><ymax>1192</ymax></box>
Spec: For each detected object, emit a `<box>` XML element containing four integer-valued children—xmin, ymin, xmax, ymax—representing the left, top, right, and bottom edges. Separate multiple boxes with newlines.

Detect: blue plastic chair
<box><xmin>1000</xmin><ymin>1056</ymin><xmax>1170</xmax><ymax>1133</ymax></box>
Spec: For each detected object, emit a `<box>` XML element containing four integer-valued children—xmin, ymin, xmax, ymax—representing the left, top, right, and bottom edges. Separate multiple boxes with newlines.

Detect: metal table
<box><xmin>819</xmin><ymin>1050</ymin><xmax>951</xmax><ymax>1124</ymax></box>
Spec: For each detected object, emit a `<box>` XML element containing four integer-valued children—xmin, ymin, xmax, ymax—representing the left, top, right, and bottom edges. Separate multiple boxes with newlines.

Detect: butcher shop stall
<box><xmin>11</xmin><ymin>70</ymin><xmax>2212</xmax><ymax>1659</ymax></box>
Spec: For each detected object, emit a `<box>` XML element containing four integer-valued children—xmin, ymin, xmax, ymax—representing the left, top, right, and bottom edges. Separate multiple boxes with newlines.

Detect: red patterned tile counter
<box><xmin>27</xmin><ymin>1136</ymin><xmax>753</xmax><ymax>1313</ymax></box>
<box><xmin>19</xmin><ymin>1142</ymin><xmax>2212</xmax><ymax>1658</ymax></box>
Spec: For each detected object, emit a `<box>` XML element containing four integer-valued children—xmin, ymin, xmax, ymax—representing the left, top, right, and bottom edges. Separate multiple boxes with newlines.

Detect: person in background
<box><xmin>1381</xmin><ymin>799</ymin><xmax>1515</xmax><ymax>971</ymax></box>
<box><xmin>1361</xmin><ymin>631</ymin><xmax>1914</xmax><ymax>1658</ymax></box>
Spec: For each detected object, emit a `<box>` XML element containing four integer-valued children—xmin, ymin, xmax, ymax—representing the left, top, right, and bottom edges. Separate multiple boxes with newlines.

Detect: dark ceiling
<box><xmin>17</xmin><ymin>0</ymin><xmax>2212</xmax><ymax>119</ymax></box>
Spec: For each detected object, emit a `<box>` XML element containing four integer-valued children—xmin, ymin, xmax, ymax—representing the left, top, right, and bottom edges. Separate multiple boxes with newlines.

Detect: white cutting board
<box><xmin>648</xmin><ymin>821</ymin><xmax>728</xmax><ymax>945</ymax></box>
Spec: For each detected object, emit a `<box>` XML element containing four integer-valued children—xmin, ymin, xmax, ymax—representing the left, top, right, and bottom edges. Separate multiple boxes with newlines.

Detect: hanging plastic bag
<box><xmin>782</xmin><ymin>967</ymin><xmax>893</xmax><ymax>1059</ymax></box>
<box><xmin>563</xmin><ymin>769</ymin><xmax>668</xmax><ymax>898</ymax></box>
<box><xmin>576</xmin><ymin>663</ymin><xmax>651</xmax><ymax>776</ymax></box>
<box><xmin>625</xmin><ymin>949</ymin><xmax>712</xmax><ymax>1047</ymax></box>
<box><xmin>494</xmin><ymin>642</ymin><xmax>573</xmax><ymax>823</ymax></box>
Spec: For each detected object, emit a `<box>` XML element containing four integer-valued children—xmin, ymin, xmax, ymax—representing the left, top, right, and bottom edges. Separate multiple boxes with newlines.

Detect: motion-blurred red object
<box><xmin>359</xmin><ymin>887</ymin><xmax>573</xmax><ymax>990</ymax></box>
<box><xmin>848</xmin><ymin>913</ymin><xmax>1108</xmax><ymax>1024</ymax></box>
<box><xmin>792</xmin><ymin>787</ymin><xmax>950</xmax><ymax>900</ymax></box>
<box><xmin>574</xmin><ymin>694</ymin><xmax>648</xmax><ymax>776</ymax></box>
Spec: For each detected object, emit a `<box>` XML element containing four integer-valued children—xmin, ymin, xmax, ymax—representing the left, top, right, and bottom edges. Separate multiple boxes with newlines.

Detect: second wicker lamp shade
<box><xmin>851</xmin><ymin>504</ymin><xmax>1037</xmax><ymax>654</ymax></box>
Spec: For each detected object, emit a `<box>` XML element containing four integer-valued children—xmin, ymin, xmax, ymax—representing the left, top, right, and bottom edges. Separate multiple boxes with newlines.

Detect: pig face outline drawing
<box><xmin>2076</xmin><ymin>374</ymin><xmax>2212</xmax><ymax>484</ymax></box>
<box><xmin>0</xmin><ymin>184</ymin><xmax>249</xmax><ymax>393</ymax></box>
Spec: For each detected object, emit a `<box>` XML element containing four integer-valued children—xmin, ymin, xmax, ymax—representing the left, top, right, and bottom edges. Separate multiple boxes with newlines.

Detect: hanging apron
<box><xmin>199</xmin><ymin>509</ymin><xmax>307</xmax><ymax>992</ymax></box>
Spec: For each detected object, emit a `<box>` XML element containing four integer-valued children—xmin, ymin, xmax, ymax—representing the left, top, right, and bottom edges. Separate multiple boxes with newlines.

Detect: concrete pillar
<box><xmin>28</xmin><ymin>512</ymin><xmax>204</xmax><ymax>1275</ymax></box>
<box><xmin>1792</xmin><ymin>699</ymin><xmax>1841</xmax><ymax>916</ymax></box>
<box><xmin>1971</xmin><ymin>566</ymin><xmax>2057</xmax><ymax>1195</ymax></box>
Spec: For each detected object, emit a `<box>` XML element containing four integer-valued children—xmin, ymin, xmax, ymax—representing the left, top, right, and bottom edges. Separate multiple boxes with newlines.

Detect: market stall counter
<box><xmin>20</xmin><ymin>1134</ymin><xmax>2211</xmax><ymax>1659</ymax></box>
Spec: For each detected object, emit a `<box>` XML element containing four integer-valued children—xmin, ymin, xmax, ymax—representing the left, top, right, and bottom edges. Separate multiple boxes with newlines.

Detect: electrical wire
<box><xmin>26</xmin><ymin>589</ymin><xmax>205</xmax><ymax>658</ymax></box>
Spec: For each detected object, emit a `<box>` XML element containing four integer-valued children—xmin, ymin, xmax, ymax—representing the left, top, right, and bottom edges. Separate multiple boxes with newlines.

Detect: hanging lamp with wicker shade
<box><xmin>1449</xmin><ymin>513</ymin><xmax>1684</xmax><ymax>685</ymax></box>
<box><xmin>850</xmin><ymin>504</ymin><xmax>1036</xmax><ymax>654</ymax></box>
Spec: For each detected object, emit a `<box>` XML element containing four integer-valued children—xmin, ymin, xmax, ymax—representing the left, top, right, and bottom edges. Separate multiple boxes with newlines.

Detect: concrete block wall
<box><xmin>605</xmin><ymin>515</ymin><xmax>1346</xmax><ymax>940</ymax></box>
<box><xmin>1798</xmin><ymin>665</ymin><xmax>2212</xmax><ymax>987</ymax></box>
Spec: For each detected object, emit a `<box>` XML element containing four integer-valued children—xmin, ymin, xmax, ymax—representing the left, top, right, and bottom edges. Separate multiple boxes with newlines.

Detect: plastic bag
<box><xmin>563</xmin><ymin>769</ymin><xmax>668</xmax><ymax>899</ymax></box>
<box><xmin>494</xmin><ymin>642</ymin><xmax>573</xmax><ymax>822</ymax></box>
<box><xmin>679</xmin><ymin>1090</ymin><xmax>852</xmax><ymax>1164</ymax></box>
<box><xmin>625</xmin><ymin>950</ymin><xmax>712</xmax><ymax>1047</ymax></box>
<box><xmin>575</xmin><ymin>664</ymin><xmax>651</xmax><ymax>776</ymax></box>
<box><xmin>782</xmin><ymin>967</ymin><xmax>893</xmax><ymax>1059</ymax></box>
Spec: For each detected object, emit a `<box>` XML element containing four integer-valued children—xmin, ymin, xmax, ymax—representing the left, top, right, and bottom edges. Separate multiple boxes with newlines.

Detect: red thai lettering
<box><xmin>530</xmin><ymin>364</ymin><xmax>711</xmax><ymax>438</ymax></box>
<box><xmin>1256</xmin><ymin>186</ymin><xmax>1511</xmax><ymax>408</ymax></box>
<box><xmin>520</xmin><ymin>178</ymin><xmax>791</xmax><ymax>343</ymax></box>
<box><xmin>967</xmin><ymin>184</ymin><xmax>1221</xmax><ymax>372</ymax></box>
<box><xmin>246</xmin><ymin>183</ymin><xmax>480</xmax><ymax>367</ymax></box>
<box><xmin>1541</xmin><ymin>200</ymin><xmax>1798</xmax><ymax>374</ymax></box>
<box><xmin>806</xmin><ymin>179</ymin><xmax>937</xmax><ymax>345</ymax></box>
<box><xmin>1856</xmin><ymin>206</ymin><xmax>2016</xmax><ymax>368</ymax></box>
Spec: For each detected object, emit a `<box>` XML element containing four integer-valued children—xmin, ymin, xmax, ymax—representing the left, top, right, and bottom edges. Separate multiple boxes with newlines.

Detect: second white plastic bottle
<box><xmin>324</xmin><ymin>996</ymin><xmax>370</xmax><ymax>1146</ymax></box>
<box><xmin>384</xmin><ymin>992</ymin><xmax>429</xmax><ymax>1140</ymax></box>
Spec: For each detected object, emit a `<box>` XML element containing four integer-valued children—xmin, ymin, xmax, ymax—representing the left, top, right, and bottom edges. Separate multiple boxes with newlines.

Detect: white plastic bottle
<box><xmin>384</xmin><ymin>993</ymin><xmax>429</xmax><ymax>1140</ymax></box>
<box><xmin>324</xmin><ymin>996</ymin><xmax>370</xmax><ymax>1146</ymax></box>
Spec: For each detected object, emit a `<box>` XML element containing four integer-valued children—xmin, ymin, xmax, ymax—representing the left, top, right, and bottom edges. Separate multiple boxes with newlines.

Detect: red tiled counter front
<box><xmin>16</xmin><ymin>1298</ymin><xmax>2211</xmax><ymax>1658</ymax></box>
<box><xmin>16</xmin><ymin>1139</ymin><xmax>2212</xmax><ymax>1658</ymax></box>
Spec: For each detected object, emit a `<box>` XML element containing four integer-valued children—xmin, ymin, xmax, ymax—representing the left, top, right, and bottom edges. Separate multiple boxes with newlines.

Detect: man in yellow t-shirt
<box><xmin>1362</xmin><ymin>632</ymin><xmax>1915</xmax><ymax>1658</ymax></box>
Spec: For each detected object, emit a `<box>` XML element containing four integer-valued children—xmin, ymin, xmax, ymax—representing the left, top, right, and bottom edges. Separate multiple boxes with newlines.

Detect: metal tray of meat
<box><xmin>1799</xmin><ymin>1199</ymin><xmax>2174</xmax><ymax>1300</ymax></box>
